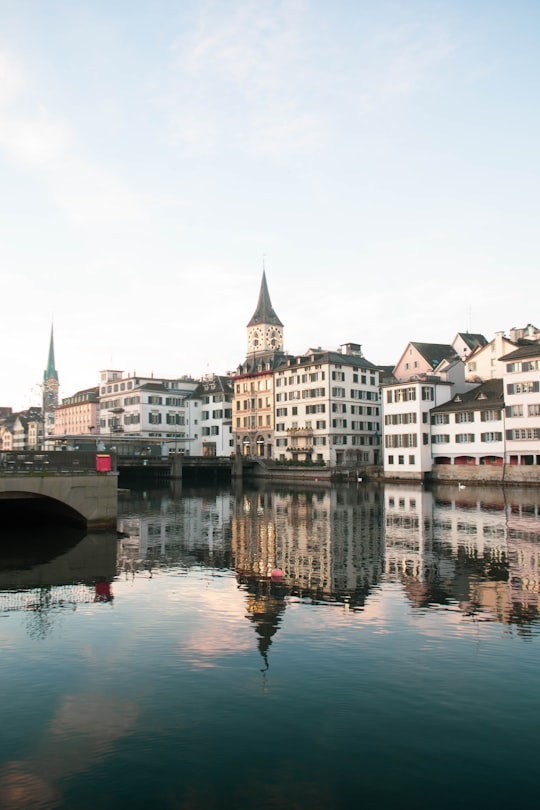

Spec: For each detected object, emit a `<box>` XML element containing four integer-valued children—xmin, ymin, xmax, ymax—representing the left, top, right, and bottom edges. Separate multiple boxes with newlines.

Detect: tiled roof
<box><xmin>456</xmin><ymin>332</ymin><xmax>487</xmax><ymax>350</ymax></box>
<box><xmin>499</xmin><ymin>343</ymin><xmax>540</xmax><ymax>361</ymax></box>
<box><xmin>431</xmin><ymin>379</ymin><xmax>504</xmax><ymax>413</ymax></box>
<box><xmin>410</xmin><ymin>342</ymin><xmax>459</xmax><ymax>368</ymax></box>
<box><xmin>247</xmin><ymin>272</ymin><xmax>283</xmax><ymax>327</ymax></box>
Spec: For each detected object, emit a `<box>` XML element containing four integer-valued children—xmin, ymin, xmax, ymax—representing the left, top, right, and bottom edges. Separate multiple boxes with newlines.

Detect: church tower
<box><xmin>246</xmin><ymin>271</ymin><xmax>284</xmax><ymax>355</ymax></box>
<box><xmin>43</xmin><ymin>325</ymin><xmax>59</xmax><ymax>435</ymax></box>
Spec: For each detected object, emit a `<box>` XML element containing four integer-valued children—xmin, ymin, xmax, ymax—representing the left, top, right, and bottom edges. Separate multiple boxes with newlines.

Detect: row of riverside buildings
<box><xmin>2</xmin><ymin>274</ymin><xmax>540</xmax><ymax>481</ymax></box>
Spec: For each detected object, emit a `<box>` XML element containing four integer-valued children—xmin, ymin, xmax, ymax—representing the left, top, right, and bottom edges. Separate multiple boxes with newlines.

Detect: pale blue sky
<box><xmin>1</xmin><ymin>0</ymin><xmax>539</xmax><ymax>410</ymax></box>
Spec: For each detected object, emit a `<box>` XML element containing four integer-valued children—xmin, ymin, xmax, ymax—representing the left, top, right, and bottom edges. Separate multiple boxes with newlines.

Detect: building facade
<box><xmin>98</xmin><ymin>370</ymin><xmax>199</xmax><ymax>454</ymax></box>
<box><xmin>430</xmin><ymin>380</ymin><xmax>505</xmax><ymax>467</ymax></box>
<box><xmin>273</xmin><ymin>344</ymin><xmax>382</xmax><ymax>465</ymax></box>
<box><xmin>501</xmin><ymin>343</ymin><xmax>540</xmax><ymax>466</ymax></box>
<box><xmin>191</xmin><ymin>374</ymin><xmax>234</xmax><ymax>457</ymax></box>
<box><xmin>53</xmin><ymin>387</ymin><xmax>99</xmax><ymax>439</ymax></box>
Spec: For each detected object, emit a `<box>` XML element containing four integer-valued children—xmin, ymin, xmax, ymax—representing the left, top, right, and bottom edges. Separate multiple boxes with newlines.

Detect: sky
<box><xmin>1</xmin><ymin>0</ymin><xmax>539</xmax><ymax>411</ymax></box>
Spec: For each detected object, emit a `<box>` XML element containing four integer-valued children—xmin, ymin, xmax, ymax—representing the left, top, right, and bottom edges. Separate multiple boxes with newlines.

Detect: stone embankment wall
<box><xmin>430</xmin><ymin>464</ymin><xmax>540</xmax><ymax>487</ymax></box>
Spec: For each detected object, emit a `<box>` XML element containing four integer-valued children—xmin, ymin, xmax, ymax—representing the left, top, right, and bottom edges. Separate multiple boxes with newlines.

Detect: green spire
<box><xmin>44</xmin><ymin>325</ymin><xmax>59</xmax><ymax>382</ymax></box>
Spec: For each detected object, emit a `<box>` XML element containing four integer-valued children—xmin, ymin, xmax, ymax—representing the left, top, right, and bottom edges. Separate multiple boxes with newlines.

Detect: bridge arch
<box><xmin>0</xmin><ymin>474</ymin><xmax>117</xmax><ymax>529</ymax></box>
<box><xmin>0</xmin><ymin>490</ymin><xmax>87</xmax><ymax>527</ymax></box>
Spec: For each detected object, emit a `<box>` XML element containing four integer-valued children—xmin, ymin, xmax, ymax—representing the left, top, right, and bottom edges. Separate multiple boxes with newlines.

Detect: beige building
<box><xmin>53</xmin><ymin>387</ymin><xmax>99</xmax><ymax>439</ymax></box>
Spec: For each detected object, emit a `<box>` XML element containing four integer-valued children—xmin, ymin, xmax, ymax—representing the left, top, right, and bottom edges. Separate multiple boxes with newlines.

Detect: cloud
<box><xmin>0</xmin><ymin>50</ymin><xmax>25</xmax><ymax>106</ymax></box>
<box><xmin>357</xmin><ymin>23</ymin><xmax>459</xmax><ymax>100</ymax></box>
<box><xmin>158</xmin><ymin>3</ymin><xmax>458</xmax><ymax>158</ymax></box>
<box><xmin>162</xmin><ymin>0</ymin><xmax>327</xmax><ymax>157</ymax></box>
<box><xmin>0</xmin><ymin>47</ymin><xmax>146</xmax><ymax>226</ymax></box>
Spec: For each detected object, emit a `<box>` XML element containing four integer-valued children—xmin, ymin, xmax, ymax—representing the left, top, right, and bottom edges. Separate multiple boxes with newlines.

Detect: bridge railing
<box><xmin>0</xmin><ymin>451</ymin><xmax>117</xmax><ymax>474</ymax></box>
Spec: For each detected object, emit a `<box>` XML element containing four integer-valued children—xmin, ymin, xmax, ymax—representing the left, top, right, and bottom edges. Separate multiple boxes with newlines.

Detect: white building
<box><xmin>191</xmin><ymin>374</ymin><xmax>234</xmax><ymax>457</ymax></box>
<box><xmin>382</xmin><ymin>377</ymin><xmax>454</xmax><ymax>480</ymax></box>
<box><xmin>430</xmin><ymin>379</ymin><xmax>505</xmax><ymax>468</ymax></box>
<box><xmin>465</xmin><ymin>331</ymin><xmax>518</xmax><ymax>382</ymax></box>
<box><xmin>273</xmin><ymin>343</ymin><xmax>382</xmax><ymax>466</ymax></box>
<box><xmin>98</xmin><ymin>370</ymin><xmax>199</xmax><ymax>455</ymax></box>
<box><xmin>501</xmin><ymin>343</ymin><xmax>540</xmax><ymax>466</ymax></box>
<box><xmin>451</xmin><ymin>332</ymin><xmax>487</xmax><ymax>360</ymax></box>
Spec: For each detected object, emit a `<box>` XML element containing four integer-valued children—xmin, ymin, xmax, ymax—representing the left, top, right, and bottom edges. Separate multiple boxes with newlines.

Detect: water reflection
<box><xmin>115</xmin><ymin>481</ymin><xmax>540</xmax><ymax>647</ymax></box>
<box><xmin>2</xmin><ymin>482</ymin><xmax>540</xmax><ymax>808</ymax></box>
<box><xmin>384</xmin><ymin>483</ymin><xmax>540</xmax><ymax>630</ymax></box>
<box><xmin>0</xmin><ymin>531</ymin><xmax>118</xmax><ymax>638</ymax></box>
<box><xmin>3</xmin><ymin>482</ymin><xmax>540</xmax><ymax>644</ymax></box>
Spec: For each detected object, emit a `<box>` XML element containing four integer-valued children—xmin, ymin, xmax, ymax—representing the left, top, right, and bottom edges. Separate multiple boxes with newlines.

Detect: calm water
<box><xmin>1</xmin><ymin>480</ymin><xmax>540</xmax><ymax>809</ymax></box>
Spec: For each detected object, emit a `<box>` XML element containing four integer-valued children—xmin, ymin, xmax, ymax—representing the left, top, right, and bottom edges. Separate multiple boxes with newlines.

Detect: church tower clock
<box><xmin>247</xmin><ymin>272</ymin><xmax>284</xmax><ymax>354</ymax></box>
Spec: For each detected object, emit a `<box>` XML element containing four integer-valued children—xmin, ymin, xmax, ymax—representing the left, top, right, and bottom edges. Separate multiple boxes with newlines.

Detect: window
<box><xmin>148</xmin><ymin>413</ymin><xmax>162</xmax><ymax>424</ymax></box>
<box><xmin>528</xmin><ymin>403</ymin><xmax>540</xmax><ymax>417</ymax></box>
<box><xmin>166</xmin><ymin>413</ymin><xmax>184</xmax><ymax>425</ymax></box>
<box><xmin>385</xmin><ymin>412</ymin><xmax>416</xmax><ymax>425</ymax></box>
<box><xmin>332</xmin><ymin>387</ymin><xmax>346</xmax><ymax>397</ymax></box>
<box><xmin>409</xmin><ymin>455</ymin><xmax>415</xmax><ymax>464</ymax></box>
<box><xmin>506</xmin><ymin>404</ymin><xmax>523</xmax><ymax>417</ymax></box>
<box><xmin>455</xmin><ymin>411</ymin><xmax>474</xmax><ymax>423</ymax></box>
<box><xmin>480</xmin><ymin>409</ymin><xmax>502</xmax><ymax>422</ymax></box>
<box><xmin>421</xmin><ymin>386</ymin><xmax>434</xmax><ymax>401</ymax></box>
<box><xmin>384</xmin><ymin>434</ymin><xmax>418</xmax><ymax>448</ymax></box>
<box><xmin>481</xmin><ymin>432</ymin><xmax>502</xmax><ymax>442</ymax></box>
<box><xmin>507</xmin><ymin>382</ymin><xmax>540</xmax><ymax>395</ymax></box>
<box><xmin>507</xmin><ymin>428</ymin><xmax>540</xmax><ymax>440</ymax></box>
<box><xmin>148</xmin><ymin>395</ymin><xmax>163</xmax><ymax>405</ymax></box>
<box><xmin>388</xmin><ymin>455</ymin><xmax>394</xmax><ymax>464</ymax></box>
<box><xmin>432</xmin><ymin>434</ymin><xmax>450</xmax><ymax>444</ymax></box>
<box><xmin>332</xmin><ymin>435</ymin><xmax>347</xmax><ymax>445</ymax></box>
<box><xmin>456</xmin><ymin>433</ymin><xmax>475</xmax><ymax>443</ymax></box>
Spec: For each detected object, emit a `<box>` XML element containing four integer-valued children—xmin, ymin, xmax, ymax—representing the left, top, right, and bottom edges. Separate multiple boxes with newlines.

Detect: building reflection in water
<box><xmin>384</xmin><ymin>483</ymin><xmax>540</xmax><ymax>631</ymax></box>
<box><xmin>231</xmin><ymin>484</ymin><xmax>385</xmax><ymax>667</ymax></box>
<box><xmin>115</xmin><ymin>480</ymin><xmax>540</xmax><ymax>664</ymax></box>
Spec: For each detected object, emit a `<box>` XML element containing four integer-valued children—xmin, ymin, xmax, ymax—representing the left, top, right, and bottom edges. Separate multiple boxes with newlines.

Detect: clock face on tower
<box><xmin>265</xmin><ymin>327</ymin><xmax>282</xmax><ymax>349</ymax></box>
<box><xmin>248</xmin><ymin>327</ymin><xmax>264</xmax><ymax>351</ymax></box>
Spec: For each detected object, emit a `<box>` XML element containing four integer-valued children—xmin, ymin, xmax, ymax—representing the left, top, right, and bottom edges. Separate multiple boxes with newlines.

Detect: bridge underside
<box><xmin>0</xmin><ymin>474</ymin><xmax>118</xmax><ymax>530</ymax></box>
<box><xmin>0</xmin><ymin>491</ymin><xmax>86</xmax><ymax>527</ymax></box>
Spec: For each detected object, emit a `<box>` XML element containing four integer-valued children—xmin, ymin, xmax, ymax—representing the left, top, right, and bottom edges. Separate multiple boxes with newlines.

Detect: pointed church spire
<box><xmin>44</xmin><ymin>325</ymin><xmax>59</xmax><ymax>383</ymax></box>
<box><xmin>247</xmin><ymin>271</ymin><xmax>283</xmax><ymax>328</ymax></box>
<box><xmin>43</xmin><ymin>324</ymin><xmax>60</xmax><ymax>419</ymax></box>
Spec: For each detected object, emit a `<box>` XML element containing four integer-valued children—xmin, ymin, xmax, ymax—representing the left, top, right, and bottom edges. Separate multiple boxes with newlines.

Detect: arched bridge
<box><xmin>0</xmin><ymin>451</ymin><xmax>117</xmax><ymax>529</ymax></box>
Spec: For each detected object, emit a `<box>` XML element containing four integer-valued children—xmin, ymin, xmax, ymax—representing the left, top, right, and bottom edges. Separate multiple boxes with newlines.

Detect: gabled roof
<box><xmin>410</xmin><ymin>342</ymin><xmax>459</xmax><ymax>368</ymax></box>
<box><xmin>500</xmin><ymin>343</ymin><xmax>540</xmax><ymax>361</ymax></box>
<box><xmin>455</xmin><ymin>332</ymin><xmax>487</xmax><ymax>351</ymax></box>
<box><xmin>247</xmin><ymin>272</ymin><xmax>283</xmax><ymax>327</ymax></box>
<box><xmin>431</xmin><ymin>379</ymin><xmax>504</xmax><ymax>413</ymax></box>
<box><xmin>191</xmin><ymin>375</ymin><xmax>234</xmax><ymax>397</ymax></box>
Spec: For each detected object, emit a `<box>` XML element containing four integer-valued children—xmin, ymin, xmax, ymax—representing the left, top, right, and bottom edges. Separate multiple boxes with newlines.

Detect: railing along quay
<box><xmin>0</xmin><ymin>451</ymin><xmax>116</xmax><ymax>475</ymax></box>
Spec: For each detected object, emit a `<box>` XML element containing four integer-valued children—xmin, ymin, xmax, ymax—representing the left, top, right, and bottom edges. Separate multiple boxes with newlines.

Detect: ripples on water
<box><xmin>1</xmin><ymin>481</ymin><xmax>539</xmax><ymax>809</ymax></box>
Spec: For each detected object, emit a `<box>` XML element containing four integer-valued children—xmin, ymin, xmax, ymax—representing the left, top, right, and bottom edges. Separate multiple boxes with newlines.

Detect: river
<box><xmin>1</xmin><ymin>480</ymin><xmax>539</xmax><ymax>809</ymax></box>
